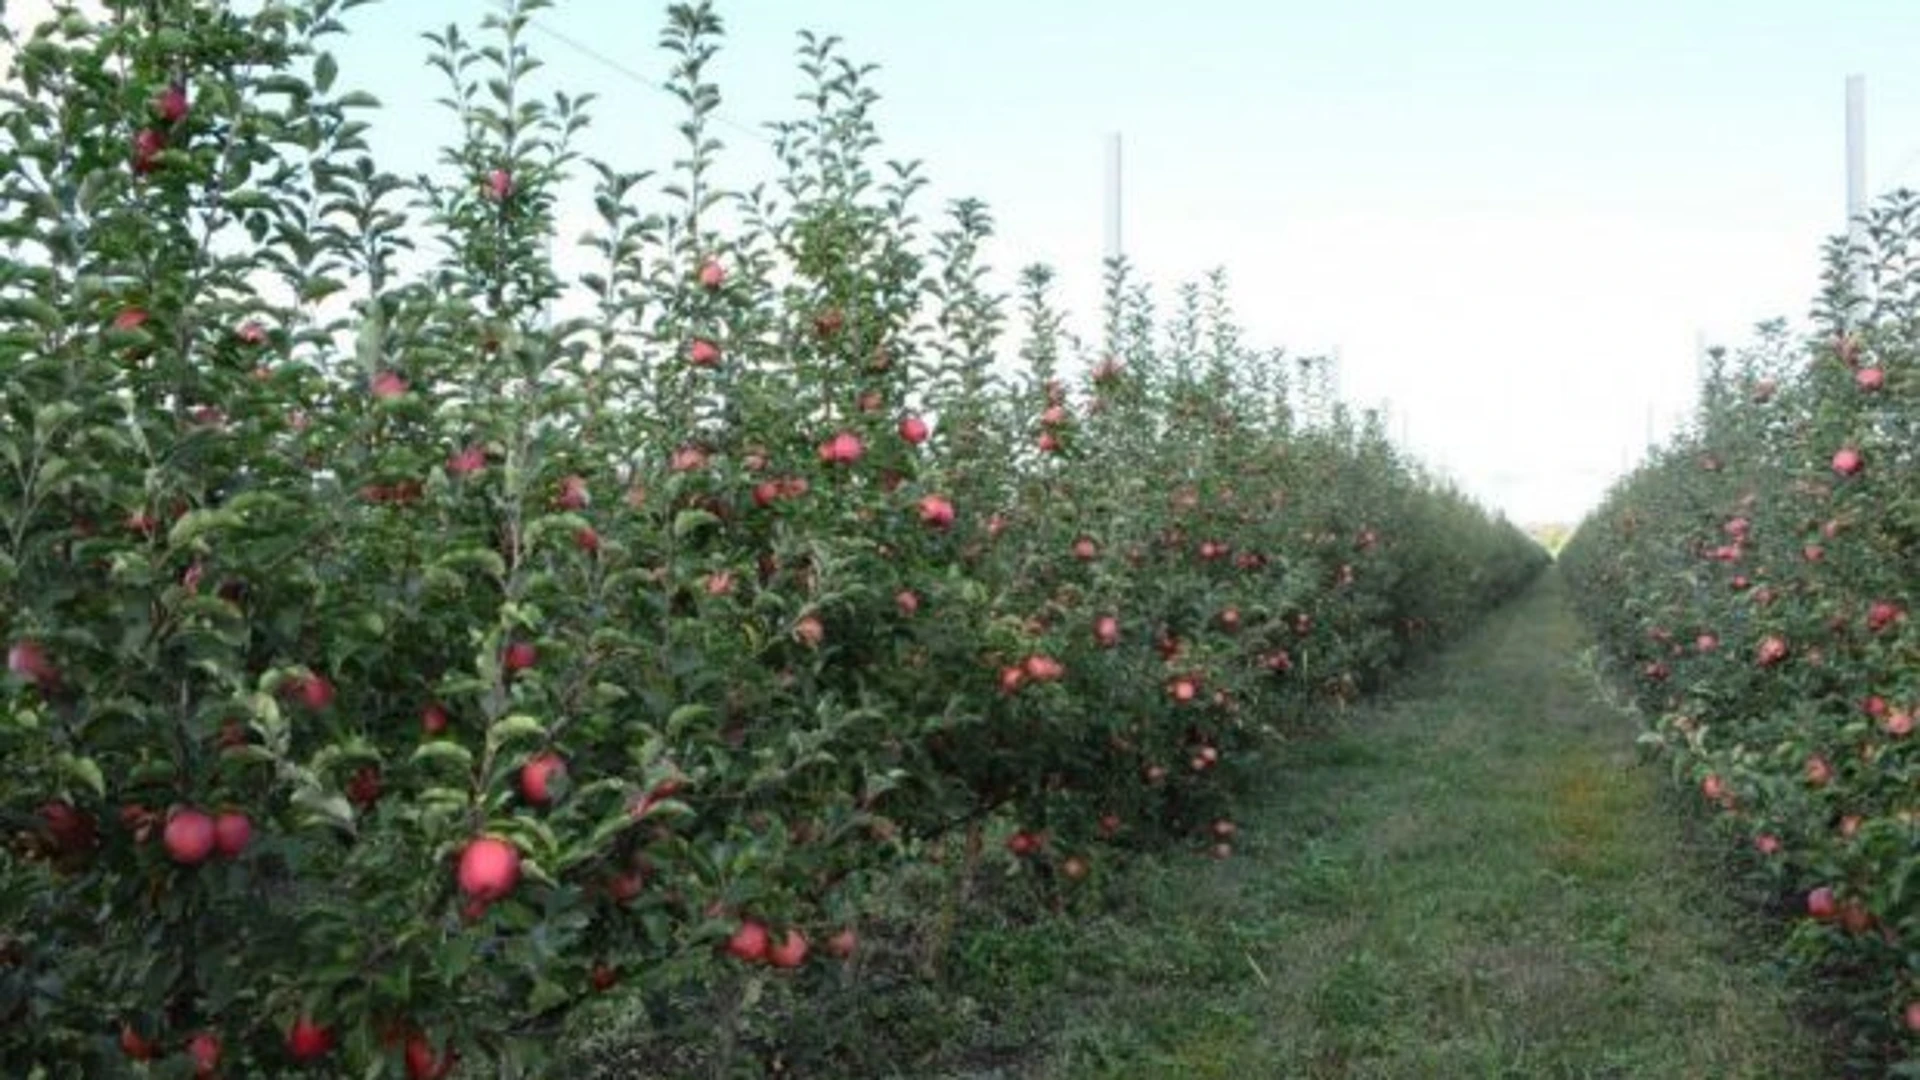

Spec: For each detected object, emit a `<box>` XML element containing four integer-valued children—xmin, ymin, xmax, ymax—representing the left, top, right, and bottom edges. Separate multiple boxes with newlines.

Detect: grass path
<box><xmin>958</xmin><ymin>571</ymin><xmax>1823</xmax><ymax>1079</ymax></box>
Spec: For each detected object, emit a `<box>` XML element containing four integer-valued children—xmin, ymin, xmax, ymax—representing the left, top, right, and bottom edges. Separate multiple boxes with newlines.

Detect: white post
<box><xmin>1846</xmin><ymin>75</ymin><xmax>1869</xmax><ymax>304</ymax></box>
<box><xmin>1103</xmin><ymin>132</ymin><xmax>1123</xmax><ymax>263</ymax></box>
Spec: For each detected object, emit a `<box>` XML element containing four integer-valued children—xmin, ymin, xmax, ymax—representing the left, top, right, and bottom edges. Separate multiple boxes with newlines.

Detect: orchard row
<box><xmin>0</xmin><ymin>1</ymin><xmax>1544</xmax><ymax>1076</ymax></box>
<box><xmin>1562</xmin><ymin>197</ymin><xmax>1919</xmax><ymax>1070</ymax></box>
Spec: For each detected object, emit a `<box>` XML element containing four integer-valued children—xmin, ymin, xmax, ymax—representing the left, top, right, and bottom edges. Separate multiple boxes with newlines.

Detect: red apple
<box><xmin>519</xmin><ymin>752</ymin><xmax>566</xmax><ymax>806</ymax></box>
<box><xmin>698</xmin><ymin>258</ymin><xmax>725</xmax><ymax>290</ymax></box>
<box><xmin>688</xmin><ymin>338</ymin><xmax>721</xmax><ymax>367</ymax></box>
<box><xmin>1211</xmin><ymin>819</ymin><xmax>1237</xmax><ymax>840</ymax></box>
<box><xmin>38</xmin><ymin>801</ymin><xmax>97</xmax><ymax>856</ymax></box>
<box><xmin>1887</xmin><ymin>710</ymin><xmax>1913</xmax><ymax>738</ymax></box>
<box><xmin>1807</xmin><ymin>886</ymin><xmax>1837</xmax><ymax>921</ymax></box>
<box><xmin>1831</xmin><ymin>447</ymin><xmax>1863</xmax><ymax>476</ymax></box>
<box><xmin>767</xmin><ymin>928</ymin><xmax>809</xmax><ymax>969</ymax></box>
<box><xmin>485</xmin><ymin>168</ymin><xmax>513</xmax><ymax>201</ymax></box>
<box><xmin>1094</xmin><ymin>615</ymin><xmax>1120</xmax><ymax>647</ymax></box>
<box><xmin>1061</xmin><ymin>855</ymin><xmax>1090</xmax><ymax>881</ymax></box>
<box><xmin>187</xmin><ymin>1030</ymin><xmax>220</xmax><ymax>1077</ymax></box>
<box><xmin>164</xmin><ymin>808</ymin><xmax>216</xmax><ymax>866</ymax></box>
<box><xmin>826</xmin><ymin>927</ymin><xmax>858</xmax><ymax>959</ymax></box>
<box><xmin>794</xmin><ymin>614</ymin><xmax>826</xmax><ymax>648</ymax></box>
<box><xmin>818</xmin><ymin>431</ymin><xmax>863</xmax><ymax>465</ymax></box>
<box><xmin>1753</xmin><ymin>834</ymin><xmax>1781</xmax><ymax>855</ymax></box>
<box><xmin>589</xmin><ymin>962</ymin><xmax>619</xmax><ymax>992</ymax></box>
<box><xmin>917</xmin><ymin>494</ymin><xmax>955</xmax><ymax>529</ymax></box>
<box><xmin>503</xmin><ymin>641</ymin><xmax>537</xmax><ymax>674</ymax></box>
<box><xmin>1755</xmin><ymin>635</ymin><xmax>1789</xmax><ymax>667</ymax></box>
<box><xmin>212</xmin><ymin>811</ymin><xmax>251</xmax><ymax>859</ymax></box>
<box><xmin>899</xmin><ymin>415</ymin><xmax>929</xmax><ymax>445</ymax></box>
<box><xmin>1097</xmin><ymin>813</ymin><xmax>1121</xmax><ymax>838</ymax></box>
<box><xmin>457</xmin><ymin>836</ymin><xmax>521</xmax><ymax>902</ymax></box>
<box><xmin>421</xmin><ymin>702</ymin><xmax>450</xmax><ymax>736</ymax></box>
<box><xmin>448</xmin><ymin>444</ymin><xmax>486</xmax><ymax>476</ymax></box>
<box><xmin>7</xmin><ymin>639</ymin><xmax>58</xmax><ymax>688</ymax></box>
<box><xmin>1072</xmin><ymin>536</ymin><xmax>1099</xmax><ymax>561</ymax></box>
<box><xmin>1854</xmin><ymin>366</ymin><xmax>1884</xmax><ymax>391</ymax></box>
<box><xmin>371</xmin><ymin>370</ymin><xmax>408</xmax><ymax>400</ymax></box>
<box><xmin>726</xmin><ymin>919</ymin><xmax>770</xmax><ymax>963</ymax></box>
<box><xmin>1866</xmin><ymin>601</ymin><xmax>1902</xmax><ymax>633</ymax></box>
<box><xmin>131</xmin><ymin>128</ymin><xmax>166</xmax><ymax>173</ymax></box>
<box><xmin>574</xmin><ymin>526</ymin><xmax>601</xmax><ymax>554</ymax></box>
<box><xmin>405</xmin><ymin>1034</ymin><xmax>455</xmax><ymax>1080</ymax></box>
<box><xmin>895</xmin><ymin>590</ymin><xmax>920</xmax><ymax>617</ymax></box>
<box><xmin>119</xmin><ymin>1023</ymin><xmax>158</xmax><ymax>1061</ymax></box>
<box><xmin>286</xmin><ymin>1015</ymin><xmax>333</xmax><ymax>1062</ymax></box>
<box><xmin>153</xmin><ymin>84</ymin><xmax>189</xmax><ymax>123</ymax></box>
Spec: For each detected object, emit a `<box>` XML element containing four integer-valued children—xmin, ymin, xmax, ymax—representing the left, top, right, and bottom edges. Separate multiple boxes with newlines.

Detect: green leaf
<box><xmin>411</xmin><ymin>740</ymin><xmax>475</xmax><ymax>772</ymax></box>
<box><xmin>291</xmin><ymin>786</ymin><xmax>355</xmax><ymax>832</ymax></box>
<box><xmin>486</xmin><ymin>714</ymin><xmax>548</xmax><ymax>752</ymax></box>
<box><xmin>314</xmin><ymin>52</ymin><xmax>338</xmax><ymax>94</ymax></box>
<box><xmin>665</xmin><ymin>703</ymin><xmax>711</xmax><ymax>735</ymax></box>
<box><xmin>672</xmin><ymin>508</ymin><xmax>721</xmax><ymax>539</ymax></box>
<box><xmin>57</xmin><ymin>754</ymin><xmax>104</xmax><ymax>799</ymax></box>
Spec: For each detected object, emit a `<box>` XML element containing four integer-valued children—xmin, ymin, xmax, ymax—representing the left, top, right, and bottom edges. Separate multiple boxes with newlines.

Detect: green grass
<box><xmin>1013</xmin><ymin>571</ymin><xmax>1824</xmax><ymax>1080</ymax></box>
<box><xmin>576</xmin><ymin>572</ymin><xmax>1828</xmax><ymax>1078</ymax></box>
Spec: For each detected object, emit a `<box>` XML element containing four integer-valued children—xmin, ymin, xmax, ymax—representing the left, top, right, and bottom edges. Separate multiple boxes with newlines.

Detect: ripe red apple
<box><xmin>503</xmin><ymin>641</ymin><xmax>537</xmax><ymax>674</ymax></box>
<box><xmin>456</xmin><ymin>836</ymin><xmax>521</xmax><ymax>902</ymax></box>
<box><xmin>1061</xmin><ymin>855</ymin><xmax>1090</xmax><ymax>881</ymax></box>
<box><xmin>187</xmin><ymin>1030</ymin><xmax>221</xmax><ymax>1077</ymax></box>
<box><xmin>1753</xmin><ymin>833</ymin><xmax>1781</xmax><ymax>855</ymax></box>
<box><xmin>1807</xmin><ymin>886</ymin><xmax>1837</xmax><ymax>921</ymax></box>
<box><xmin>38</xmin><ymin>801</ymin><xmax>97</xmax><ymax>856</ymax></box>
<box><xmin>1218</xmin><ymin>607</ymin><xmax>1241</xmax><ymax>632</ymax></box>
<box><xmin>589</xmin><ymin>962</ymin><xmax>619</xmax><ymax>992</ymax></box>
<box><xmin>1037</xmin><ymin>431</ymin><xmax>1061</xmax><ymax>454</ymax></box>
<box><xmin>917</xmin><ymin>494</ymin><xmax>955</xmax><ymax>529</ymax></box>
<box><xmin>1143</xmin><ymin>764</ymin><xmax>1167</xmax><ymax>785</ymax></box>
<box><xmin>554</xmin><ymin>474</ymin><xmax>590</xmax><ymax>511</ymax></box>
<box><xmin>1023</xmin><ymin>654</ymin><xmax>1065</xmax><ymax>682</ymax></box>
<box><xmin>1755</xmin><ymin>635</ymin><xmax>1789</xmax><ymax>667</ymax></box>
<box><xmin>131</xmin><ymin>128</ymin><xmax>166</xmax><ymax>173</ymax></box>
<box><xmin>895</xmin><ymin>590</ymin><xmax>920</xmax><ymax>617</ymax></box>
<box><xmin>7</xmin><ymin>639</ymin><xmax>58</xmax><ymax>688</ymax></box>
<box><xmin>1211</xmin><ymin>819</ymin><xmax>1237</xmax><ymax>840</ymax></box>
<box><xmin>292</xmin><ymin>673</ymin><xmax>334</xmax><ymax>711</ymax></box>
<box><xmin>1169</xmin><ymin>677</ymin><xmax>1198</xmax><ymax>703</ymax></box>
<box><xmin>1804</xmin><ymin>755</ymin><xmax>1833</xmax><ymax>786</ymax></box>
<box><xmin>767</xmin><ymin>928</ymin><xmax>809</xmax><ymax>969</ymax></box>
<box><xmin>826</xmin><ymin>927</ymin><xmax>858</xmax><ymax>959</ymax></box>
<box><xmin>818</xmin><ymin>431</ymin><xmax>863</xmax><ymax>465</ymax></box>
<box><xmin>899</xmin><ymin>415</ymin><xmax>929</xmax><ymax>445</ymax></box>
<box><xmin>1071</xmin><ymin>536</ymin><xmax>1098</xmax><ymax>561</ymax></box>
<box><xmin>698</xmin><ymin>258</ymin><xmax>725</xmax><ymax>290</ymax></box>
<box><xmin>448</xmin><ymin>444</ymin><xmax>486</xmax><ymax>476</ymax></box>
<box><xmin>794</xmin><ymin>615</ymin><xmax>826</xmax><ymax>648</ymax></box>
<box><xmin>1098</xmin><ymin>813</ymin><xmax>1121</xmax><ymax>837</ymax></box>
<box><xmin>1905</xmin><ymin>1000</ymin><xmax>1920</xmax><ymax>1033</ymax></box>
<box><xmin>119</xmin><ymin>1023</ymin><xmax>158</xmax><ymax>1061</ymax></box>
<box><xmin>212</xmin><ymin>811</ymin><xmax>251</xmax><ymax>859</ymax></box>
<box><xmin>371</xmin><ymin>370</ymin><xmax>408</xmax><ymax>400</ymax></box>
<box><xmin>421</xmin><ymin>702</ymin><xmax>450</xmax><ymax>736</ymax></box>
<box><xmin>405</xmin><ymin>1034</ymin><xmax>456</xmax><ymax>1080</ymax></box>
<box><xmin>286</xmin><ymin>1015</ymin><xmax>333</xmax><ymax>1062</ymax></box>
<box><xmin>485</xmin><ymin>167</ymin><xmax>513</xmax><ymax>201</ymax></box>
<box><xmin>519</xmin><ymin>751</ymin><xmax>566</xmax><ymax>806</ymax></box>
<box><xmin>1701</xmin><ymin>775</ymin><xmax>1725</xmax><ymax>801</ymax></box>
<box><xmin>1866</xmin><ymin>601</ymin><xmax>1902</xmax><ymax>633</ymax></box>
<box><xmin>815</xmin><ymin>308</ymin><xmax>845</xmax><ymax>338</ymax></box>
<box><xmin>1831</xmin><ymin>447</ymin><xmax>1863</xmax><ymax>476</ymax></box>
<box><xmin>153</xmin><ymin>84</ymin><xmax>189</xmax><ymax>123</ymax></box>
<box><xmin>1886</xmin><ymin>710</ymin><xmax>1913</xmax><ymax>737</ymax></box>
<box><xmin>688</xmin><ymin>337</ymin><xmax>721</xmax><ymax>367</ymax></box>
<box><xmin>1094</xmin><ymin>615</ymin><xmax>1120</xmax><ymax>647</ymax></box>
<box><xmin>1695</xmin><ymin>633</ymin><xmax>1717</xmax><ymax>652</ymax></box>
<box><xmin>726</xmin><ymin>919</ymin><xmax>770</xmax><ymax>963</ymax></box>
<box><xmin>164</xmin><ymin>808</ymin><xmax>216</xmax><ymax>866</ymax></box>
<box><xmin>1855</xmin><ymin>366</ymin><xmax>1884</xmax><ymax>391</ymax></box>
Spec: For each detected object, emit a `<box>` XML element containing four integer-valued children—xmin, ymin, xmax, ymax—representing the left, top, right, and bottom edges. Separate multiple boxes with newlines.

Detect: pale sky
<box><xmin>11</xmin><ymin>1</ymin><xmax>1920</xmax><ymax>523</ymax></box>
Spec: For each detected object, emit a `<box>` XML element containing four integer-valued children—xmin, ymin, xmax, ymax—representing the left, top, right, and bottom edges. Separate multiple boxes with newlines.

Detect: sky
<box><xmin>11</xmin><ymin>1</ymin><xmax>1920</xmax><ymax>523</ymax></box>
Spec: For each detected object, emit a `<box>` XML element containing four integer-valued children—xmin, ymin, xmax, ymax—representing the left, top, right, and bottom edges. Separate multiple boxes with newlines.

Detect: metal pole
<box><xmin>1104</xmin><ymin>133</ymin><xmax>1123</xmax><ymax>263</ymax></box>
<box><xmin>1846</xmin><ymin>75</ymin><xmax>1869</xmax><ymax>304</ymax></box>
